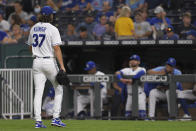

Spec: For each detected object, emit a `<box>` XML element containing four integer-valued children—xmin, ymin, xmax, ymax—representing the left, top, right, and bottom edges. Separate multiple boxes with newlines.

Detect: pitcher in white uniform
<box><xmin>115</xmin><ymin>54</ymin><xmax>146</xmax><ymax>119</ymax></box>
<box><xmin>27</xmin><ymin>6</ymin><xmax>66</xmax><ymax>128</ymax></box>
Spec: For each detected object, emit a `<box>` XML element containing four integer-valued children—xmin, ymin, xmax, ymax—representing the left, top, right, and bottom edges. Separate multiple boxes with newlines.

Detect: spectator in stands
<box><xmin>140</xmin><ymin>9</ymin><xmax>151</xmax><ymax>23</ymax></box>
<box><xmin>0</xmin><ymin>11</ymin><xmax>10</xmax><ymax>33</ymax></box>
<box><xmin>62</xmin><ymin>23</ymin><xmax>77</xmax><ymax>41</ymax></box>
<box><xmin>101</xmin><ymin>22</ymin><xmax>115</xmax><ymax>40</ymax></box>
<box><xmin>113</xmin><ymin>0</ymin><xmax>125</xmax><ymax>10</ymax></box>
<box><xmin>0</xmin><ymin>30</ymin><xmax>17</xmax><ymax>44</ymax></box>
<box><xmin>145</xmin><ymin>0</ymin><xmax>166</xmax><ymax>10</ymax></box>
<box><xmin>8</xmin><ymin>1</ymin><xmax>28</xmax><ymax>24</ymax></box>
<box><xmin>46</xmin><ymin>0</ymin><xmax>59</xmax><ymax>11</ymax></box>
<box><xmin>21</xmin><ymin>24</ymin><xmax>30</xmax><ymax>38</ymax></box>
<box><xmin>76</xmin><ymin>11</ymin><xmax>96</xmax><ymax>34</ymax></box>
<box><xmin>77</xmin><ymin>26</ymin><xmax>95</xmax><ymax>40</ymax></box>
<box><xmin>186</xmin><ymin>30</ymin><xmax>196</xmax><ymax>40</ymax></box>
<box><xmin>126</xmin><ymin>0</ymin><xmax>145</xmax><ymax>11</ymax></box>
<box><xmin>57</xmin><ymin>0</ymin><xmax>77</xmax><ymax>12</ymax></box>
<box><xmin>77</xmin><ymin>0</ymin><xmax>91</xmax><ymax>11</ymax></box>
<box><xmin>115</xmin><ymin>6</ymin><xmax>135</xmax><ymax>40</ymax></box>
<box><xmin>10</xmin><ymin>14</ymin><xmax>23</xmax><ymax>28</ymax></box>
<box><xmin>27</xmin><ymin>15</ymin><xmax>37</xmax><ymax>28</ymax></box>
<box><xmin>134</xmin><ymin>10</ymin><xmax>152</xmax><ymax>39</ymax></box>
<box><xmin>93</xmin><ymin>15</ymin><xmax>107</xmax><ymax>40</ymax></box>
<box><xmin>151</xmin><ymin>6</ymin><xmax>171</xmax><ymax>39</ymax></box>
<box><xmin>10</xmin><ymin>24</ymin><xmax>27</xmax><ymax>44</ymax></box>
<box><xmin>176</xmin><ymin>12</ymin><xmax>196</xmax><ymax>39</ymax></box>
<box><xmin>162</xmin><ymin>25</ymin><xmax>179</xmax><ymax>40</ymax></box>
<box><xmin>90</xmin><ymin>0</ymin><xmax>113</xmax><ymax>11</ymax></box>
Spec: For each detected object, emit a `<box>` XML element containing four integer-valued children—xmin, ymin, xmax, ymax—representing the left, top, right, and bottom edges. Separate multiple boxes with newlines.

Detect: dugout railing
<box><xmin>68</xmin><ymin>74</ymin><xmax>196</xmax><ymax>120</ymax></box>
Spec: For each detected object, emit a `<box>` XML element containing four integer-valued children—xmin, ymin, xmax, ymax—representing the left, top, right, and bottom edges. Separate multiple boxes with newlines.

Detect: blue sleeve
<box><xmin>152</xmin><ymin>66</ymin><xmax>165</xmax><ymax>71</ymax></box>
<box><xmin>139</xmin><ymin>0</ymin><xmax>145</xmax><ymax>4</ymax></box>
<box><xmin>166</xmin><ymin>17</ymin><xmax>171</xmax><ymax>25</ymax></box>
<box><xmin>150</xmin><ymin>18</ymin><xmax>156</xmax><ymax>25</ymax></box>
<box><xmin>176</xmin><ymin>82</ymin><xmax>183</xmax><ymax>90</ymax></box>
<box><xmin>175</xmin><ymin>70</ymin><xmax>182</xmax><ymax>75</ymax></box>
<box><xmin>133</xmin><ymin>70</ymin><xmax>145</xmax><ymax>79</ymax></box>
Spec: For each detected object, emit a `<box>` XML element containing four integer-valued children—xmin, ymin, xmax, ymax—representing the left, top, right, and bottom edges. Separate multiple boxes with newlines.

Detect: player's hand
<box><xmin>60</xmin><ymin>66</ymin><xmax>66</xmax><ymax>72</ymax></box>
<box><xmin>118</xmin><ymin>88</ymin><xmax>122</xmax><ymax>94</ymax></box>
<box><xmin>159</xmin><ymin>69</ymin><xmax>167</xmax><ymax>75</ymax></box>
<box><xmin>120</xmin><ymin>79</ymin><xmax>132</xmax><ymax>84</ymax></box>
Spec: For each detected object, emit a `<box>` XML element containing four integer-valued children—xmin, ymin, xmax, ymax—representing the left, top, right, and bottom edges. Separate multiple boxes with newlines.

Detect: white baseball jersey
<box><xmin>27</xmin><ymin>22</ymin><xmax>64</xmax><ymax>121</ymax></box>
<box><xmin>27</xmin><ymin>22</ymin><xmax>62</xmax><ymax>57</ymax></box>
<box><xmin>77</xmin><ymin>71</ymin><xmax>107</xmax><ymax>113</ymax></box>
<box><xmin>120</xmin><ymin>67</ymin><xmax>146</xmax><ymax>111</ymax></box>
<box><xmin>120</xmin><ymin>67</ymin><xmax>146</xmax><ymax>94</ymax></box>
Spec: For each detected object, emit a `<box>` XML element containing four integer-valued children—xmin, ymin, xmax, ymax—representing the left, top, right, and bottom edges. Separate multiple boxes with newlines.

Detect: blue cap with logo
<box><xmin>166</xmin><ymin>57</ymin><xmax>176</xmax><ymax>67</ymax></box>
<box><xmin>130</xmin><ymin>54</ymin><xmax>140</xmax><ymax>61</ymax></box>
<box><xmin>84</xmin><ymin>61</ymin><xmax>96</xmax><ymax>71</ymax></box>
<box><xmin>47</xmin><ymin>87</ymin><xmax>55</xmax><ymax>98</ymax></box>
<box><xmin>41</xmin><ymin>6</ymin><xmax>56</xmax><ymax>15</ymax></box>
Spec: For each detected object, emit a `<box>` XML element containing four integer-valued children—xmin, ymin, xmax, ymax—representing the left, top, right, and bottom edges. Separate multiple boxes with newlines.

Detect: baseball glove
<box><xmin>56</xmin><ymin>69</ymin><xmax>70</xmax><ymax>86</ymax></box>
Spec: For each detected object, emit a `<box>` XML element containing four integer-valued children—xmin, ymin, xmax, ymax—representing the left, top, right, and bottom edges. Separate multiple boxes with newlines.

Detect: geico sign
<box><xmin>140</xmin><ymin>75</ymin><xmax>168</xmax><ymax>82</ymax></box>
<box><xmin>83</xmin><ymin>75</ymin><xmax>110</xmax><ymax>83</ymax></box>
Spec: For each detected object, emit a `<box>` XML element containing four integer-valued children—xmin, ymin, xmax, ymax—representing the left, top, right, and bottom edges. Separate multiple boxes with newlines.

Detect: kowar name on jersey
<box><xmin>34</xmin><ymin>26</ymin><xmax>47</xmax><ymax>32</ymax></box>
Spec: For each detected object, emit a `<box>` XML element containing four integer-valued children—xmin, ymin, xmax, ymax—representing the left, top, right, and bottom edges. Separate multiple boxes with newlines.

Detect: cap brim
<box><xmin>166</xmin><ymin>62</ymin><xmax>174</xmax><ymax>67</ymax></box>
<box><xmin>84</xmin><ymin>67</ymin><xmax>91</xmax><ymax>71</ymax></box>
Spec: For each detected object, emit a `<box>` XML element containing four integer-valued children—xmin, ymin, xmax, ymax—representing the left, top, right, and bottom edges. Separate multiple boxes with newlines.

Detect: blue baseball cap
<box><xmin>47</xmin><ymin>87</ymin><xmax>55</xmax><ymax>98</ymax></box>
<box><xmin>30</xmin><ymin>15</ymin><xmax>37</xmax><ymax>23</ymax></box>
<box><xmin>84</xmin><ymin>61</ymin><xmax>96</xmax><ymax>71</ymax></box>
<box><xmin>41</xmin><ymin>6</ymin><xmax>56</xmax><ymax>15</ymax></box>
<box><xmin>130</xmin><ymin>54</ymin><xmax>140</xmax><ymax>61</ymax></box>
<box><xmin>166</xmin><ymin>57</ymin><xmax>176</xmax><ymax>67</ymax></box>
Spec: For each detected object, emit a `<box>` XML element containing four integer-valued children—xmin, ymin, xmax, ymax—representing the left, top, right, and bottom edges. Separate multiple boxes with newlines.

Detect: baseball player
<box><xmin>42</xmin><ymin>87</ymin><xmax>55</xmax><ymax>118</ymax></box>
<box><xmin>115</xmin><ymin>54</ymin><xmax>146</xmax><ymax>119</ymax></box>
<box><xmin>77</xmin><ymin>61</ymin><xmax>107</xmax><ymax>118</ymax></box>
<box><xmin>178</xmin><ymin>84</ymin><xmax>196</xmax><ymax>100</ymax></box>
<box><xmin>27</xmin><ymin>6</ymin><xmax>66</xmax><ymax>128</ymax></box>
<box><xmin>146</xmin><ymin>57</ymin><xmax>191</xmax><ymax>120</ymax></box>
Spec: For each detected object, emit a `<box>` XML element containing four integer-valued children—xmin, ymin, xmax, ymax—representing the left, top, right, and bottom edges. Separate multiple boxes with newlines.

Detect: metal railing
<box><xmin>0</xmin><ymin>69</ymin><xmax>33</xmax><ymax>119</ymax></box>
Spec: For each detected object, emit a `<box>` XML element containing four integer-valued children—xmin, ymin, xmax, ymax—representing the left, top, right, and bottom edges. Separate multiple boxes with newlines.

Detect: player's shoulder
<box><xmin>96</xmin><ymin>71</ymin><xmax>105</xmax><ymax>75</ymax></box>
<box><xmin>138</xmin><ymin>67</ymin><xmax>146</xmax><ymax>71</ymax></box>
<box><xmin>174</xmin><ymin>68</ymin><xmax>182</xmax><ymax>75</ymax></box>
<box><xmin>121</xmin><ymin>68</ymin><xmax>130</xmax><ymax>72</ymax></box>
<box><xmin>44</xmin><ymin>23</ymin><xmax>58</xmax><ymax>31</ymax></box>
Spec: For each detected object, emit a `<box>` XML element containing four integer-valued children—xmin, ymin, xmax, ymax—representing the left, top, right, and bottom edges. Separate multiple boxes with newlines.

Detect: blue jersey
<box><xmin>144</xmin><ymin>66</ymin><xmax>183</xmax><ymax>96</ymax></box>
<box><xmin>126</xmin><ymin>0</ymin><xmax>145</xmax><ymax>11</ymax></box>
<box><xmin>0</xmin><ymin>30</ymin><xmax>7</xmax><ymax>41</ymax></box>
<box><xmin>115</xmin><ymin>82</ymin><xmax>127</xmax><ymax>102</ymax></box>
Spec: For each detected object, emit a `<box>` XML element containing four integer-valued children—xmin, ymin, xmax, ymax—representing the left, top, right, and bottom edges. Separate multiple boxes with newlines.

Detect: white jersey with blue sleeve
<box><xmin>120</xmin><ymin>67</ymin><xmax>146</xmax><ymax>94</ymax></box>
<box><xmin>27</xmin><ymin>22</ymin><xmax>62</xmax><ymax>57</ymax></box>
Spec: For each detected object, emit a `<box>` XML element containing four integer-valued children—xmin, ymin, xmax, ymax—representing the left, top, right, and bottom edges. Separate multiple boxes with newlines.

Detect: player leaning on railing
<box><xmin>27</xmin><ymin>6</ymin><xmax>66</xmax><ymax>128</ymax></box>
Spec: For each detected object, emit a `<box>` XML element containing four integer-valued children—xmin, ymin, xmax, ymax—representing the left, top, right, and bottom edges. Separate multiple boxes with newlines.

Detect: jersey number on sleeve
<box><xmin>32</xmin><ymin>34</ymin><xmax>46</xmax><ymax>47</ymax></box>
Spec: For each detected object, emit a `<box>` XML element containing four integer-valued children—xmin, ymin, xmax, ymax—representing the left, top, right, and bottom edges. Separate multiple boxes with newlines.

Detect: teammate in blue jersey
<box><xmin>145</xmin><ymin>57</ymin><xmax>191</xmax><ymax>120</ymax></box>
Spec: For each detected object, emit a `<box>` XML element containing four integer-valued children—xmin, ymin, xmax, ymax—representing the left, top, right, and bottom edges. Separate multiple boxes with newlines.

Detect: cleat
<box><xmin>51</xmin><ymin>118</ymin><xmax>66</xmax><ymax>127</ymax></box>
<box><xmin>35</xmin><ymin>121</ymin><xmax>47</xmax><ymax>128</ymax></box>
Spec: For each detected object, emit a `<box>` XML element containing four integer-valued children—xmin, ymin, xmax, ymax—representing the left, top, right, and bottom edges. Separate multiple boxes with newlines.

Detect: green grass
<box><xmin>0</xmin><ymin>120</ymin><xmax>196</xmax><ymax>131</ymax></box>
